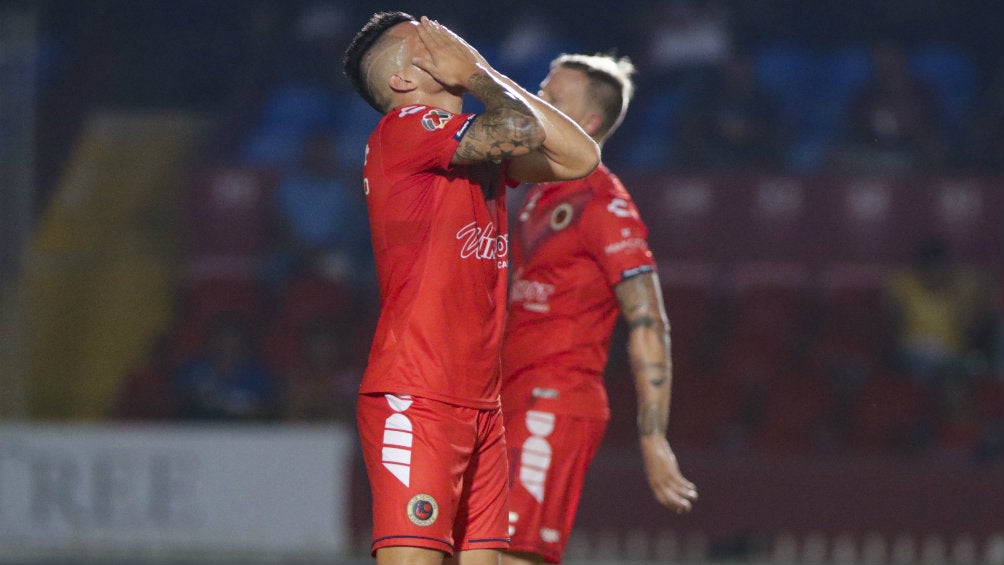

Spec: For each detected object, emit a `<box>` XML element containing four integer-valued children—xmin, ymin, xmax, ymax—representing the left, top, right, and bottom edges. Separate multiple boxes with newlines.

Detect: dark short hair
<box><xmin>343</xmin><ymin>11</ymin><xmax>417</xmax><ymax>112</ymax></box>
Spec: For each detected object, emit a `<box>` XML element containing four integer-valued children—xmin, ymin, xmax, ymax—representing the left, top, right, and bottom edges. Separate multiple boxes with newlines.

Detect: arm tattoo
<box><xmin>638</xmin><ymin>403</ymin><xmax>668</xmax><ymax>436</ymax></box>
<box><xmin>628</xmin><ymin>315</ymin><xmax>657</xmax><ymax>330</ymax></box>
<box><xmin>455</xmin><ymin>73</ymin><xmax>543</xmax><ymax>162</ymax></box>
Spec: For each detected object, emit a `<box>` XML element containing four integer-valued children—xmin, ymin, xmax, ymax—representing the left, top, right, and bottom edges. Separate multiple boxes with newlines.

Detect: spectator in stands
<box><xmin>883</xmin><ymin>238</ymin><xmax>995</xmax><ymax>383</ymax></box>
<box><xmin>676</xmin><ymin>53</ymin><xmax>784</xmax><ymax>170</ymax></box>
<box><xmin>172</xmin><ymin>313</ymin><xmax>278</xmax><ymax>421</ymax></box>
<box><xmin>265</xmin><ymin>129</ymin><xmax>371</xmax><ymax>291</ymax></box>
<box><xmin>831</xmin><ymin>42</ymin><xmax>948</xmax><ymax>174</ymax></box>
<box><xmin>279</xmin><ymin>317</ymin><xmax>359</xmax><ymax>423</ymax></box>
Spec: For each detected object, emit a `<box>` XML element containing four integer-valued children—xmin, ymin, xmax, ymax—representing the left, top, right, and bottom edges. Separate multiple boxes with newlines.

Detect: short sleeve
<box><xmin>579</xmin><ymin>194</ymin><xmax>656</xmax><ymax>287</ymax></box>
<box><xmin>378</xmin><ymin>105</ymin><xmax>476</xmax><ymax>174</ymax></box>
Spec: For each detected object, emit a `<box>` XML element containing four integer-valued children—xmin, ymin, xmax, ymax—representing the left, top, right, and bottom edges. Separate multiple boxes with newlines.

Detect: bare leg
<box><xmin>376</xmin><ymin>546</ymin><xmax>447</xmax><ymax>565</ymax></box>
<box><xmin>454</xmin><ymin>549</ymin><xmax>503</xmax><ymax>565</ymax></box>
<box><xmin>500</xmin><ymin>551</ymin><xmax>542</xmax><ymax>565</ymax></box>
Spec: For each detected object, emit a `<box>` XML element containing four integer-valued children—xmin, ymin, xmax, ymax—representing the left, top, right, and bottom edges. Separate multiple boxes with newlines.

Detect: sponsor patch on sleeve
<box><xmin>421</xmin><ymin>109</ymin><xmax>454</xmax><ymax>131</ymax></box>
<box><xmin>621</xmin><ymin>264</ymin><xmax>655</xmax><ymax>280</ymax></box>
<box><xmin>453</xmin><ymin>114</ymin><xmax>477</xmax><ymax>141</ymax></box>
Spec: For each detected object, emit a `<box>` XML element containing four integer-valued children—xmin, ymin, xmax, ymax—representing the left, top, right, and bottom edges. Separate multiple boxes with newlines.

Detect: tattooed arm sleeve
<box><xmin>614</xmin><ymin>271</ymin><xmax>672</xmax><ymax>437</ymax></box>
<box><xmin>451</xmin><ymin>72</ymin><xmax>546</xmax><ymax>165</ymax></box>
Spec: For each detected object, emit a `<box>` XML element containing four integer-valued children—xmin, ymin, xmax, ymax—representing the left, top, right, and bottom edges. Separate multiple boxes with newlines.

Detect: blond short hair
<box><xmin>552</xmin><ymin>53</ymin><xmax>637</xmax><ymax>139</ymax></box>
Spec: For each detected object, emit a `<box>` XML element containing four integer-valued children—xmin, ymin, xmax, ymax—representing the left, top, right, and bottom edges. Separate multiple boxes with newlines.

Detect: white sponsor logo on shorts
<box><xmin>519</xmin><ymin>410</ymin><xmax>555</xmax><ymax>503</ymax></box>
<box><xmin>540</xmin><ymin>527</ymin><xmax>561</xmax><ymax>543</ymax></box>
<box><xmin>382</xmin><ymin>394</ymin><xmax>414</xmax><ymax>487</ymax></box>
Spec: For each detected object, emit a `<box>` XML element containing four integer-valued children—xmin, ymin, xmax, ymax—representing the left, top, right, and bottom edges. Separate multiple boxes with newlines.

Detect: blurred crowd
<box><xmin>25</xmin><ymin>0</ymin><xmax>1003</xmax><ymax>458</ymax></box>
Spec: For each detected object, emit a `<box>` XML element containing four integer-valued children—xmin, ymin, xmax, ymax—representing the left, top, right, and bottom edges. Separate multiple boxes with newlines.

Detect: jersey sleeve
<box><xmin>579</xmin><ymin>193</ymin><xmax>656</xmax><ymax>288</ymax></box>
<box><xmin>378</xmin><ymin>105</ymin><xmax>477</xmax><ymax>174</ymax></box>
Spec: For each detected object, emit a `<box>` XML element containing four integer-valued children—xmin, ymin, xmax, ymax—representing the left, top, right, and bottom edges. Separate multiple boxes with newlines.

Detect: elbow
<box><xmin>580</xmin><ymin>139</ymin><xmax>601</xmax><ymax>176</ymax></box>
<box><xmin>521</xmin><ymin>118</ymin><xmax>547</xmax><ymax>153</ymax></box>
<box><xmin>562</xmin><ymin>137</ymin><xmax>601</xmax><ymax>180</ymax></box>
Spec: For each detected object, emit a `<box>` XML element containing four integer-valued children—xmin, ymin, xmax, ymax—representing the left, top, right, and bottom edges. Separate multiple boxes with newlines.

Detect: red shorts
<box><xmin>357</xmin><ymin>393</ymin><xmax>510</xmax><ymax>557</ymax></box>
<box><xmin>503</xmin><ymin>409</ymin><xmax>607</xmax><ymax>564</ymax></box>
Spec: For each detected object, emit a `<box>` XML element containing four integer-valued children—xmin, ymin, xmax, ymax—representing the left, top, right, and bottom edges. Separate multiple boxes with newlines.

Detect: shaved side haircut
<box><xmin>343</xmin><ymin>11</ymin><xmax>417</xmax><ymax>112</ymax></box>
<box><xmin>553</xmin><ymin>53</ymin><xmax>636</xmax><ymax>139</ymax></box>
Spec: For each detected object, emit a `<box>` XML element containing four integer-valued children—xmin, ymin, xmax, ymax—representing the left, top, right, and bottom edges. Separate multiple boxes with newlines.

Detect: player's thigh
<box><xmin>504</xmin><ymin>409</ymin><xmax>607</xmax><ymax>560</ymax></box>
<box><xmin>453</xmin><ymin>406</ymin><xmax>510</xmax><ymax>552</ymax></box>
<box><xmin>499</xmin><ymin>551</ymin><xmax>540</xmax><ymax>565</ymax></box>
<box><xmin>359</xmin><ymin>393</ymin><xmax>477</xmax><ymax>555</ymax></box>
<box><xmin>455</xmin><ymin>548</ymin><xmax>503</xmax><ymax>565</ymax></box>
<box><xmin>376</xmin><ymin>545</ymin><xmax>446</xmax><ymax>565</ymax></box>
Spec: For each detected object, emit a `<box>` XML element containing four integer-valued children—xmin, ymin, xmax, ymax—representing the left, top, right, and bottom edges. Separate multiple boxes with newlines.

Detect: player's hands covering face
<box><xmin>411</xmin><ymin>16</ymin><xmax>487</xmax><ymax>91</ymax></box>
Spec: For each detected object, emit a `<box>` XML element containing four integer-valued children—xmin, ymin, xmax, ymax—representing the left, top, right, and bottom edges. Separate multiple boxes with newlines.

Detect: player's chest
<box><xmin>517</xmin><ymin>189</ymin><xmax>591</xmax><ymax>252</ymax></box>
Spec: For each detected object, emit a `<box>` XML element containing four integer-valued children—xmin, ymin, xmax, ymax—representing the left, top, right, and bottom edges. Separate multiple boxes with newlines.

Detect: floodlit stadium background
<box><xmin>1</xmin><ymin>0</ymin><xmax>1002</xmax><ymax>564</ymax></box>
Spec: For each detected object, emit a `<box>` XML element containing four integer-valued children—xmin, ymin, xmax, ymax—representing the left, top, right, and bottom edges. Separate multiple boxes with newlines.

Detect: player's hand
<box><xmin>411</xmin><ymin>16</ymin><xmax>486</xmax><ymax>91</ymax></box>
<box><xmin>639</xmin><ymin>434</ymin><xmax>698</xmax><ymax>513</ymax></box>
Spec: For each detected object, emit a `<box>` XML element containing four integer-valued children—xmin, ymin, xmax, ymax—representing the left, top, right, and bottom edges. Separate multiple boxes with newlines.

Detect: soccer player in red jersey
<box><xmin>500</xmin><ymin>54</ymin><xmax>698</xmax><ymax>565</ymax></box>
<box><xmin>342</xmin><ymin>13</ymin><xmax>599</xmax><ymax>565</ymax></box>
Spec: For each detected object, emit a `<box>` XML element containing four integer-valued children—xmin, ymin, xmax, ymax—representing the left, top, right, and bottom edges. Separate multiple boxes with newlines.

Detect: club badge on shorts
<box><xmin>407</xmin><ymin>494</ymin><xmax>439</xmax><ymax>526</ymax></box>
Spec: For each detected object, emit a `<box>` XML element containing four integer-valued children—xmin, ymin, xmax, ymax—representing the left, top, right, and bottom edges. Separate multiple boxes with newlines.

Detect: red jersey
<box><xmin>360</xmin><ymin>105</ymin><xmax>511</xmax><ymax>409</ymax></box>
<box><xmin>501</xmin><ymin>165</ymin><xmax>655</xmax><ymax>419</ymax></box>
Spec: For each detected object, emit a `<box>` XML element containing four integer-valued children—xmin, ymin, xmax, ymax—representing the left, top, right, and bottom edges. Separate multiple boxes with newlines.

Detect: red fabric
<box><xmin>359</xmin><ymin>106</ymin><xmax>511</xmax><ymax>410</ymax></box>
<box><xmin>357</xmin><ymin>393</ymin><xmax>509</xmax><ymax>556</ymax></box>
<box><xmin>502</xmin><ymin>165</ymin><xmax>654</xmax><ymax>419</ymax></box>
<box><xmin>503</xmin><ymin>409</ymin><xmax>607</xmax><ymax>564</ymax></box>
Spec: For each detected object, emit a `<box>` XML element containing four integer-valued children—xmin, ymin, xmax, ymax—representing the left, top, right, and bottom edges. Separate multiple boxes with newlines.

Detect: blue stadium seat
<box><xmin>753</xmin><ymin>44</ymin><xmax>820</xmax><ymax>132</ymax></box>
<box><xmin>909</xmin><ymin>44</ymin><xmax>976</xmax><ymax>134</ymax></box>
<box><xmin>260</xmin><ymin>82</ymin><xmax>339</xmax><ymax>132</ymax></box>
<box><xmin>241</xmin><ymin>125</ymin><xmax>307</xmax><ymax>168</ymax></box>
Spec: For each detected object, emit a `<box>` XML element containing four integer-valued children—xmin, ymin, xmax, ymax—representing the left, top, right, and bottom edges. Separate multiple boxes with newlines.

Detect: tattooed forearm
<box><xmin>455</xmin><ymin>73</ymin><xmax>544</xmax><ymax>162</ymax></box>
<box><xmin>638</xmin><ymin>403</ymin><xmax>668</xmax><ymax>436</ymax></box>
<box><xmin>628</xmin><ymin>315</ymin><xmax>658</xmax><ymax>330</ymax></box>
<box><xmin>616</xmin><ymin>273</ymin><xmax>674</xmax><ymax>437</ymax></box>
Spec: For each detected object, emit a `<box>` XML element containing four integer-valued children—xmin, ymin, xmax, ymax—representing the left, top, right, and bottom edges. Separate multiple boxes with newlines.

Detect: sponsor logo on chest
<box><xmin>457</xmin><ymin>221</ymin><xmax>509</xmax><ymax>269</ymax></box>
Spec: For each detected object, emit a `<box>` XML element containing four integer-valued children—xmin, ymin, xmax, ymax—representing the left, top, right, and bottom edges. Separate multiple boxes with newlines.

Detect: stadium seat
<box><xmin>263</xmin><ymin>272</ymin><xmax>355</xmax><ymax>369</ymax></box>
<box><xmin>752</xmin><ymin>44</ymin><xmax>819</xmax><ymax>136</ymax></box>
<box><xmin>660</xmin><ymin>262</ymin><xmax>720</xmax><ymax>378</ymax></box>
<box><xmin>846</xmin><ymin>374</ymin><xmax>928</xmax><ymax>452</ymax></box>
<box><xmin>667</xmin><ymin>373</ymin><xmax>743</xmax><ymax>449</ymax></box>
<box><xmin>184</xmin><ymin>166</ymin><xmax>277</xmax><ymax>279</ymax></box>
<box><xmin>715</xmin><ymin>263</ymin><xmax>813</xmax><ymax>387</ymax></box>
<box><xmin>168</xmin><ymin>278</ymin><xmax>265</xmax><ymax>364</ymax></box>
<box><xmin>748</xmin><ymin>375</ymin><xmax>836</xmax><ymax>453</ymax></box>
<box><xmin>260</xmin><ymin>82</ymin><xmax>338</xmax><ymax>132</ymax></box>
<box><xmin>241</xmin><ymin>125</ymin><xmax>308</xmax><ymax>168</ymax></box>
<box><xmin>909</xmin><ymin>44</ymin><xmax>976</xmax><ymax>135</ymax></box>
<box><xmin>807</xmin><ymin>263</ymin><xmax>890</xmax><ymax>378</ymax></box>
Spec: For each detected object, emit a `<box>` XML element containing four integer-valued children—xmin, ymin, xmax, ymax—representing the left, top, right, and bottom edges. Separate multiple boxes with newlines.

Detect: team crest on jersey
<box><xmin>550</xmin><ymin>203</ymin><xmax>574</xmax><ymax>231</ymax></box>
<box><xmin>407</xmin><ymin>494</ymin><xmax>439</xmax><ymax>526</ymax></box>
<box><xmin>421</xmin><ymin>109</ymin><xmax>453</xmax><ymax>131</ymax></box>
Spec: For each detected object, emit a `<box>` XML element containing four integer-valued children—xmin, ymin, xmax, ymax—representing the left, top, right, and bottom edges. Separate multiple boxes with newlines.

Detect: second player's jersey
<box><xmin>360</xmin><ymin>104</ymin><xmax>511</xmax><ymax>410</ymax></box>
<box><xmin>501</xmin><ymin>164</ymin><xmax>655</xmax><ymax>419</ymax></box>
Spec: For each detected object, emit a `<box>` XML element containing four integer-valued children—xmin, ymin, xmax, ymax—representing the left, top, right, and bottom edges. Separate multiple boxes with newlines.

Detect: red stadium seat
<box><xmin>264</xmin><ymin>272</ymin><xmax>355</xmax><ymax>370</ymax></box>
<box><xmin>667</xmin><ymin>374</ymin><xmax>744</xmax><ymax>449</ymax></box>
<box><xmin>168</xmin><ymin>278</ymin><xmax>265</xmax><ymax>364</ymax></box>
<box><xmin>715</xmin><ymin>263</ymin><xmax>813</xmax><ymax>387</ymax></box>
<box><xmin>748</xmin><ymin>376</ymin><xmax>836</xmax><ymax>453</ymax></box>
<box><xmin>184</xmin><ymin>166</ymin><xmax>277</xmax><ymax>279</ymax></box>
<box><xmin>660</xmin><ymin>262</ymin><xmax>721</xmax><ymax>378</ymax></box>
<box><xmin>807</xmin><ymin>263</ymin><xmax>891</xmax><ymax>377</ymax></box>
<box><xmin>846</xmin><ymin>374</ymin><xmax>928</xmax><ymax>452</ymax></box>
